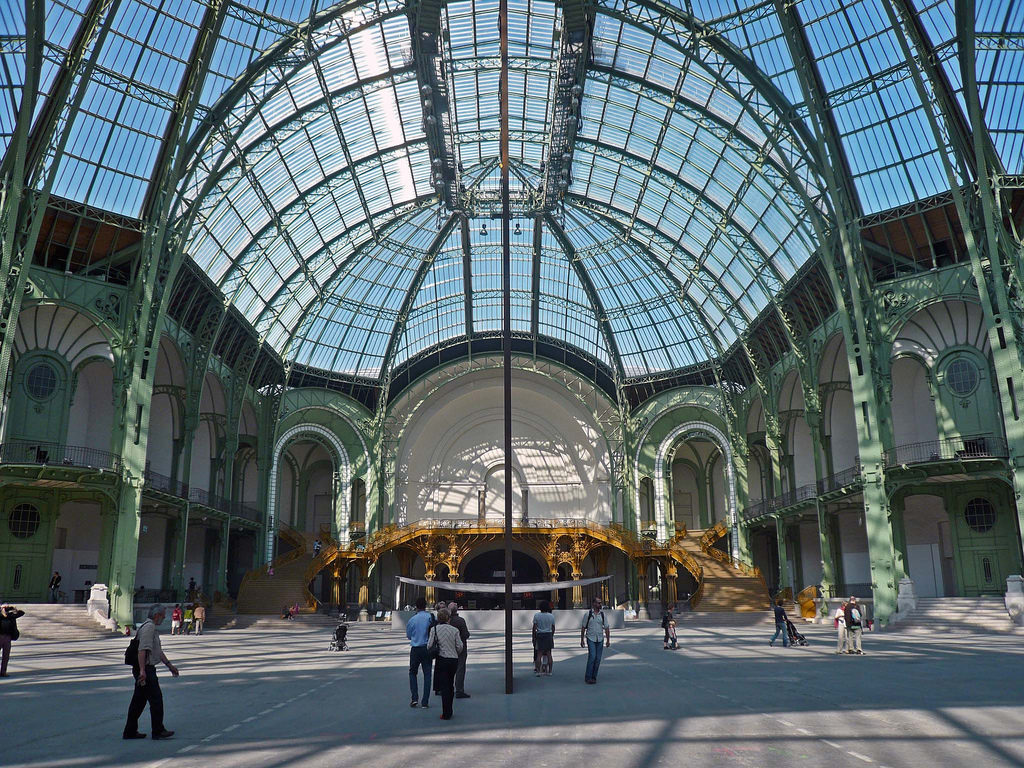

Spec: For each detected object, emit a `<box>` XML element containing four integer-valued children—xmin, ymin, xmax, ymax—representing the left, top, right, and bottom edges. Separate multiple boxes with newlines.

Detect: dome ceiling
<box><xmin>12</xmin><ymin>0</ymin><xmax>1020</xmax><ymax>386</ymax></box>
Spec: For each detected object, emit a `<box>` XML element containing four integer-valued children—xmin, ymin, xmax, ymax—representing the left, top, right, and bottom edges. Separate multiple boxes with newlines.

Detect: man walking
<box><xmin>580</xmin><ymin>597</ymin><xmax>610</xmax><ymax>684</ymax></box>
<box><xmin>448</xmin><ymin>602</ymin><xmax>471</xmax><ymax>698</ymax></box>
<box><xmin>123</xmin><ymin>605</ymin><xmax>179</xmax><ymax>740</ymax></box>
<box><xmin>769</xmin><ymin>598</ymin><xmax>790</xmax><ymax>647</ymax></box>
<box><xmin>193</xmin><ymin>603</ymin><xmax>206</xmax><ymax>635</ymax></box>
<box><xmin>844</xmin><ymin>596</ymin><xmax>864</xmax><ymax>654</ymax></box>
<box><xmin>406</xmin><ymin>596</ymin><xmax>433</xmax><ymax>708</ymax></box>
<box><xmin>48</xmin><ymin>571</ymin><xmax>62</xmax><ymax>602</ymax></box>
<box><xmin>170</xmin><ymin>604</ymin><xmax>182</xmax><ymax>635</ymax></box>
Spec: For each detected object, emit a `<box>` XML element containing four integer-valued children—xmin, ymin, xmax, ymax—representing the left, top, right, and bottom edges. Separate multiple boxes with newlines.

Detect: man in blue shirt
<box><xmin>406</xmin><ymin>596</ymin><xmax>433</xmax><ymax>708</ymax></box>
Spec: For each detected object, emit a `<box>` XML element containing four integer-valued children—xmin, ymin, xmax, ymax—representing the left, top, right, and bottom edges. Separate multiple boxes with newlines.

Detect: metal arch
<box><xmin>564</xmin><ymin>201</ymin><xmax>739</xmax><ymax>364</ymax></box>
<box><xmin>377</xmin><ymin>212</ymin><xmax>460</xmax><ymax>381</ymax></box>
<box><xmin>210</xmin><ymin>136</ymin><xmax>428</xmax><ymax>300</ymax></box>
<box><xmin>249</xmin><ymin>196</ymin><xmax>436</xmax><ymax>339</ymax></box>
<box><xmin>594</xmin><ymin>0</ymin><xmax>826</xmax><ymax>172</ymax></box>
<box><xmin>140</xmin><ymin>0</ymin><xmax>229</xmax><ymax>220</ymax></box>
<box><xmin>459</xmin><ymin>215</ymin><xmax>474</xmax><ymax>337</ymax></box>
<box><xmin>587</xmin><ymin>64</ymin><xmax>823</xmax><ymax>229</ymax></box>
<box><xmin>0</xmin><ymin>0</ymin><xmax>121</xmax><ymax>413</ymax></box>
<box><xmin>543</xmin><ymin>214</ymin><xmax>627</xmax><ymax>384</ymax></box>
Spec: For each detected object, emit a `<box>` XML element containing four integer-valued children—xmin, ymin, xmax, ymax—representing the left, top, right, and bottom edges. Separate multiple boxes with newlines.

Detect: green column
<box><xmin>96</xmin><ymin>503</ymin><xmax>118</xmax><ymax>586</ymax></box>
<box><xmin>731</xmin><ymin>433</ymin><xmax>751</xmax><ymax>562</ymax></box>
<box><xmin>173</xmin><ymin>505</ymin><xmax>190</xmax><ymax>600</ymax></box>
<box><xmin>774</xmin><ymin>515</ymin><xmax>791</xmax><ymax>595</ymax></box>
<box><xmin>217</xmin><ymin>519</ymin><xmax>230</xmax><ymax>596</ymax></box>
<box><xmin>815</xmin><ymin>500</ymin><xmax>837</xmax><ymax>600</ymax></box>
<box><xmin>108</xmin><ymin>483</ymin><xmax>143</xmax><ymax>629</ymax></box>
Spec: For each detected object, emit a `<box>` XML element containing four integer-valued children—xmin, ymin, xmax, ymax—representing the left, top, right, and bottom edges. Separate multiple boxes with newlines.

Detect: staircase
<box><xmin>893</xmin><ymin>596</ymin><xmax>1023</xmax><ymax>635</ymax></box>
<box><xmin>676</xmin><ymin>530</ymin><xmax>770</xmax><ymax>612</ymax></box>
<box><xmin>203</xmin><ymin>612</ymin><xmax>340</xmax><ymax>631</ymax></box>
<box><xmin>13</xmin><ymin>604</ymin><xmax>119</xmax><ymax>641</ymax></box>
<box><xmin>235</xmin><ymin>550</ymin><xmax>315</xmax><ymax>615</ymax></box>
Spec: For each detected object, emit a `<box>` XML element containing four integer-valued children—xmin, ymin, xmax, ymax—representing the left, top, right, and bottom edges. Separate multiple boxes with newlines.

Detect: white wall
<box><xmin>671</xmin><ymin>461</ymin><xmax>699</xmax><ymax>529</ymax></box>
<box><xmin>902</xmin><ymin>495</ymin><xmax>948</xmax><ymax>598</ymax></box>
<box><xmin>51</xmin><ymin>501</ymin><xmax>103</xmax><ymax>596</ymax></box>
<box><xmin>798</xmin><ymin>521</ymin><xmax>823</xmax><ymax>588</ymax></box>
<box><xmin>891</xmin><ymin>357</ymin><xmax>939</xmax><ymax>447</ymax></box>
<box><xmin>397</xmin><ymin>369</ymin><xmax>612</xmax><ymax>523</ymax></box>
<box><xmin>136</xmin><ymin>515</ymin><xmax>168</xmax><ymax>590</ymax></box>
<box><xmin>837</xmin><ymin>510</ymin><xmax>870</xmax><ymax>586</ymax></box>
<box><xmin>66</xmin><ymin>360</ymin><xmax>114</xmax><ymax>452</ymax></box>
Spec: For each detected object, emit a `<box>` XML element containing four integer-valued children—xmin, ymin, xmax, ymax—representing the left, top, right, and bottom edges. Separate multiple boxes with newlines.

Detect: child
<box><xmin>667</xmin><ymin>619</ymin><xmax>678</xmax><ymax>650</ymax></box>
<box><xmin>183</xmin><ymin>604</ymin><xmax>194</xmax><ymax>634</ymax></box>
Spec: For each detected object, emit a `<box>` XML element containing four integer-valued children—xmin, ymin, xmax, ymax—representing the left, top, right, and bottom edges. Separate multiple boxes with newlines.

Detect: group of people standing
<box><xmin>406</xmin><ymin>597</ymin><xmax>613</xmax><ymax>720</ymax></box>
<box><xmin>405</xmin><ymin>598</ymin><xmax>471</xmax><ymax>720</ymax></box>
<box><xmin>169</xmin><ymin>603</ymin><xmax>206</xmax><ymax>635</ymax></box>
<box><xmin>833</xmin><ymin>596</ymin><xmax>866</xmax><ymax>654</ymax></box>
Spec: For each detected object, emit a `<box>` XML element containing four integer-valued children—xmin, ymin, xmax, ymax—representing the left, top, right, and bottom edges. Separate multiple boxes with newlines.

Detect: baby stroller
<box><xmin>328</xmin><ymin>621</ymin><xmax>349</xmax><ymax>651</ymax></box>
<box><xmin>785</xmin><ymin>617</ymin><xmax>809</xmax><ymax>647</ymax></box>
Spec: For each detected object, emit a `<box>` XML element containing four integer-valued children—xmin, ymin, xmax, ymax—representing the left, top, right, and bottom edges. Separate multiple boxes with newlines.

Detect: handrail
<box><xmin>817</xmin><ymin>464</ymin><xmax>862</xmax><ymax>495</ymax></box>
<box><xmin>796</xmin><ymin>584</ymin><xmax>818</xmax><ymax>619</ymax></box>
<box><xmin>0</xmin><ymin>440</ymin><xmax>121</xmax><ymax>472</ymax></box>
<box><xmin>884</xmin><ymin>434</ymin><xmax>1008</xmax><ymax>467</ymax></box>
<box><xmin>144</xmin><ymin>468</ymin><xmax>189</xmax><ymax>499</ymax></box>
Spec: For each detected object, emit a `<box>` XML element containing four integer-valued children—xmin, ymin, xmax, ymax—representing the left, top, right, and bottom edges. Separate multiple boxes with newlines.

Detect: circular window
<box><xmin>945</xmin><ymin>358</ymin><xmax>979</xmax><ymax>397</ymax></box>
<box><xmin>964</xmin><ymin>497</ymin><xmax>996</xmax><ymax>533</ymax></box>
<box><xmin>7</xmin><ymin>503</ymin><xmax>40</xmax><ymax>539</ymax></box>
<box><xmin>25</xmin><ymin>361</ymin><xmax>58</xmax><ymax>400</ymax></box>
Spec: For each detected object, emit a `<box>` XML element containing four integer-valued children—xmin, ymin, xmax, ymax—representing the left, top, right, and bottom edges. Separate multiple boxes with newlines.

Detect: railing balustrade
<box><xmin>0</xmin><ymin>440</ymin><xmax>122</xmax><ymax>472</ymax></box>
<box><xmin>884</xmin><ymin>434</ymin><xmax>1008</xmax><ymax>467</ymax></box>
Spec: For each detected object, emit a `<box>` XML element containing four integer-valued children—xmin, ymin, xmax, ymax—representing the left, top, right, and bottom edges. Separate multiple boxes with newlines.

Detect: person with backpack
<box><xmin>123</xmin><ymin>604</ymin><xmax>179</xmax><ymax>740</ymax></box>
<box><xmin>580</xmin><ymin>597</ymin><xmax>611</xmax><ymax>684</ymax></box>
<box><xmin>0</xmin><ymin>603</ymin><xmax>25</xmax><ymax>676</ymax></box>
<box><xmin>844</xmin><ymin>596</ymin><xmax>865</xmax><ymax>655</ymax></box>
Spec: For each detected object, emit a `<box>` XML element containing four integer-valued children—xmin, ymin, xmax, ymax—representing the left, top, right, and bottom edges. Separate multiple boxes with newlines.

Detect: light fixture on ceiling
<box><xmin>514</xmin><ymin>222</ymin><xmax>521</xmax><ymax>236</ymax></box>
<box><xmin>480</xmin><ymin>222</ymin><xmax>487</xmax><ymax>236</ymax></box>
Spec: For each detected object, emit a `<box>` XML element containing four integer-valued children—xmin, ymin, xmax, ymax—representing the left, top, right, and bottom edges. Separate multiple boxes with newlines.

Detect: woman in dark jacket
<box><xmin>0</xmin><ymin>603</ymin><xmax>25</xmax><ymax>677</ymax></box>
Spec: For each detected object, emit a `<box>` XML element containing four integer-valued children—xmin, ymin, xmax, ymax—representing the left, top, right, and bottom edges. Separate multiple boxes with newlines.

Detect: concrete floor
<box><xmin>3</xmin><ymin>618</ymin><xmax>1024</xmax><ymax>768</ymax></box>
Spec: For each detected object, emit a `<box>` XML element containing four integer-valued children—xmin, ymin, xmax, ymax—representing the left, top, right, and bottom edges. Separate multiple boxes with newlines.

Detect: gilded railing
<box><xmin>699</xmin><ymin>521</ymin><xmax>730</xmax><ymax>564</ymax></box>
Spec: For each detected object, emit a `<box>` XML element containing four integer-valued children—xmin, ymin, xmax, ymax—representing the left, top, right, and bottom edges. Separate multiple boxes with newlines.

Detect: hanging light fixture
<box><xmin>513</xmin><ymin>221</ymin><xmax>521</xmax><ymax>236</ymax></box>
<box><xmin>480</xmin><ymin>222</ymin><xmax>488</xmax><ymax>236</ymax></box>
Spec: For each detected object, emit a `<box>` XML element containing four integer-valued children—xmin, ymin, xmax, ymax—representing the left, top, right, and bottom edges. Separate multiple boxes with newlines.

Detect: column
<box><xmin>357</xmin><ymin>560</ymin><xmax>370</xmax><ymax>621</ymax></box>
<box><xmin>331</xmin><ymin>562</ymin><xmax>349</xmax><ymax>611</ymax></box>
<box><xmin>571</xmin><ymin>570</ymin><xmax>584</xmax><ymax>608</ymax></box>
<box><xmin>593</xmin><ymin>549</ymin><xmax>610</xmax><ymax>605</ymax></box>
<box><xmin>108</xmin><ymin>483</ymin><xmax>144</xmax><ymax>629</ymax></box>
<box><xmin>548</xmin><ymin>568</ymin><xmax>559</xmax><ymax>606</ymax></box>
<box><xmin>664</xmin><ymin>559</ymin><xmax>678</xmax><ymax>608</ymax></box>
<box><xmin>774</xmin><ymin>515</ymin><xmax>791</xmax><ymax>596</ymax></box>
<box><xmin>216</xmin><ymin>519</ymin><xmax>230</xmax><ymax>597</ymax></box>
<box><xmin>173</xmin><ymin>505</ymin><xmax>190</xmax><ymax>600</ymax></box>
<box><xmin>815</xmin><ymin>500</ymin><xmax>837</xmax><ymax>599</ymax></box>
<box><xmin>96</xmin><ymin>503</ymin><xmax>118</xmax><ymax>586</ymax></box>
<box><xmin>635</xmin><ymin>558</ymin><xmax>650</xmax><ymax>620</ymax></box>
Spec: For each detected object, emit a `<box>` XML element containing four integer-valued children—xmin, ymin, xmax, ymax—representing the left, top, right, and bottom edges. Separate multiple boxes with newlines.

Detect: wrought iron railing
<box><xmin>0</xmin><ymin>440</ymin><xmax>121</xmax><ymax>472</ymax></box>
<box><xmin>144</xmin><ymin>468</ymin><xmax>189</xmax><ymax>499</ymax></box>
<box><xmin>817</xmin><ymin>464</ymin><xmax>862</xmax><ymax>495</ymax></box>
<box><xmin>884</xmin><ymin>434</ymin><xmax>1008</xmax><ymax>467</ymax></box>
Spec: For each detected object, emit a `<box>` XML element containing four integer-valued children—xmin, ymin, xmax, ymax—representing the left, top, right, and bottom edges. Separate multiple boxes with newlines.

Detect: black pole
<box><xmin>500</xmin><ymin>0</ymin><xmax>512</xmax><ymax>695</ymax></box>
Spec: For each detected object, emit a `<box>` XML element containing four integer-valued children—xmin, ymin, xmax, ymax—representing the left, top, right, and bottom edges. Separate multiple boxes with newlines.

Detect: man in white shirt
<box><xmin>123</xmin><ymin>604</ymin><xmax>180</xmax><ymax>740</ymax></box>
<box><xmin>580</xmin><ymin>597</ymin><xmax>610</xmax><ymax>684</ymax></box>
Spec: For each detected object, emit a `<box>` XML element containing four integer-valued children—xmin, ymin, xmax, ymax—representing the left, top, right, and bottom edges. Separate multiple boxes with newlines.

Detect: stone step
<box><xmin>894</xmin><ymin>596</ymin><xmax>1022</xmax><ymax>634</ymax></box>
<box><xmin>12</xmin><ymin>604</ymin><xmax>118</xmax><ymax>640</ymax></box>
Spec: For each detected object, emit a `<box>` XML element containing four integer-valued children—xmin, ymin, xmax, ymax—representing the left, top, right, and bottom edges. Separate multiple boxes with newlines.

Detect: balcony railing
<box><xmin>144</xmin><ymin>468</ymin><xmax>189</xmax><ymax>499</ymax></box>
<box><xmin>817</xmin><ymin>464</ymin><xmax>862</xmax><ymax>495</ymax></box>
<box><xmin>0</xmin><ymin>440</ymin><xmax>121</xmax><ymax>472</ymax></box>
<box><xmin>884</xmin><ymin>435</ymin><xmax>1008</xmax><ymax>468</ymax></box>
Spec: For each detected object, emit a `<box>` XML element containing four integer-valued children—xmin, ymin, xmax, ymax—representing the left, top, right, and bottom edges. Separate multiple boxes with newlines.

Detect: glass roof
<box><xmin>6</xmin><ymin>0</ymin><xmax>1021</xmax><ymax>385</ymax></box>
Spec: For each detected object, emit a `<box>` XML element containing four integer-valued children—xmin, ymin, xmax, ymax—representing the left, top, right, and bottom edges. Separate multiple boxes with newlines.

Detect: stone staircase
<box><xmin>203</xmin><ymin>612</ymin><xmax>340</xmax><ymax>631</ymax></box>
<box><xmin>235</xmin><ymin>551</ymin><xmax>315</xmax><ymax>615</ymax></box>
<box><xmin>677</xmin><ymin>531</ymin><xmax>770</xmax><ymax>612</ymax></box>
<box><xmin>12</xmin><ymin>604</ymin><xmax>119</xmax><ymax>641</ymax></box>
<box><xmin>893</xmin><ymin>596</ymin><xmax>1023</xmax><ymax>635</ymax></box>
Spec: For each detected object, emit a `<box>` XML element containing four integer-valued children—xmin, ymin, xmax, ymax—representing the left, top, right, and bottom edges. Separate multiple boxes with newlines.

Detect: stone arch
<box><xmin>266</xmin><ymin>423</ymin><xmax>351</xmax><ymax>560</ymax></box>
<box><xmin>650</xmin><ymin>421</ymin><xmax>738</xmax><ymax>560</ymax></box>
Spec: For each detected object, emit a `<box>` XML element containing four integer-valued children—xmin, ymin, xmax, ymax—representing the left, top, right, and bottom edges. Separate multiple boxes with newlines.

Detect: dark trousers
<box><xmin>408</xmin><ymin>646</ymin><xmax>431</xmax><ymax>705</ymax></box>
<box><xmin>435</xmin><ymin>656</ymin><xmax>458</xmax><ymax>718</ymax></box>
<box><xmin>455</xmin><ymin>649</ymin><xmax>467</xmax><ymax>694</ymax></box>
<box><xmin>124</xmin><ymin>665</ymin><xmax>165</xmax><ymax>735</ymax></box>
<box><xmin>0</xmin><ymin>634</ymin><xmax>11</xmax><ymax>675</ymax></box>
